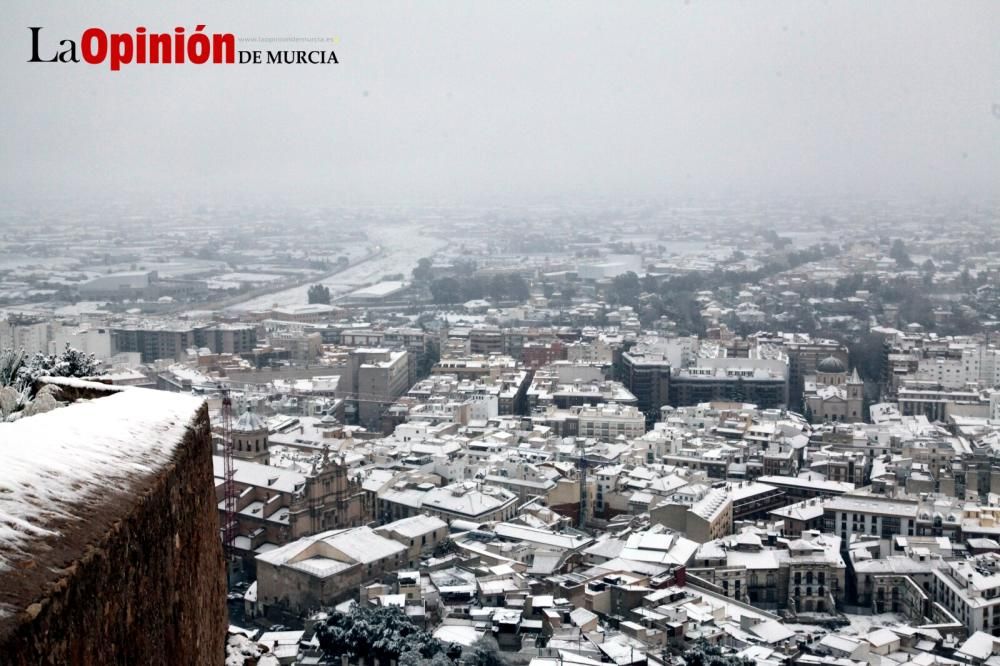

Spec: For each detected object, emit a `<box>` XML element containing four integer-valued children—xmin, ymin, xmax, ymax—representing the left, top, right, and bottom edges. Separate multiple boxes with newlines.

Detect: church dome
<box><xmin>233</xmin><ymin>407</ymin><xmax>267</xmax><ymax>433</ymax></box>
<box><xmin>817</xmin><ymin>356</ymin><xmax>846</xmax><ymax>374</ymax></box>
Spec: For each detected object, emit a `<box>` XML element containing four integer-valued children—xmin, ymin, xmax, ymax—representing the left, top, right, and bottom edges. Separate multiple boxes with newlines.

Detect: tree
<box><xmin>462</xmin><ymin>636</ymin><xmax>509</xmax><ymax>666</ymax></box>
<box><xmin>834</xmin><ymin>273</ymin><xmax>864</xmax><ymax>298</ymax></box>
<box><xmin>0</xmin><ymin>348</ymin><xmax>27</xmax><ymax>389</ymax></box>
<box><xmin>317</xmin><ymin>605</ymin><xmax>452</xmax><ymax>663</ymax></box>
<box><xmin>488</xmin><ymin>274</ymin><xmax>508</xmax><ymax>301</ymax></box>
<box><xmin>683</xmin><ymin>641</ymin><xmax>754</xmax><ymax>666</ymax></box>
<box><xmin>417</xmin><ymin>345</ymin><xmax>441</xmax><ymax>380</ymax></box>
<box><xmin>308</xmin><ymin>284</ymin><xmax>331</xmax><ymax>304</ymax></box>
<box><xmin>16</xmin><ymin>344</ymin><xmax>102</xmax><ymax>389</ymax></box>
<box><xmin>890</xmin><ymin>239</ymin><xmax>913</xmax><ymax>268</ymax></box>
<box><xmin>507</xmin><ymin>274</ymin><xmax>530</xmax><ymax>302</ymax></box>
<box><xmin>608</xmin><ymin>271</ymin><xmax>641</xmax><ymax>308</ymax></box>
<box><xmin>430</xmin><ymin>277</ymin><xmax>463</xmax><ymax>304</ymax></box>
<box><xmin>898</xmin><ymin>292</ymin><xmax>935</xmax><ymax>329</ymax></box>
<box><xmin>921</xmin><ymin>259</ymin><xmax>936</xmax><ymax>287</ymax></box>
<box><xmin>412</xmin><ymin>257</ymin><xmax>433</xmax><ymax>282</ymax></box>
<box><xmin>432</xmin><ymin>538</ymin><xmax>458</xmax><ymax>557</ymax></box>
<box><xmin>454</xmin><ymin>259</ymin><xmax>477</xmax><ymax>276</ymax></box>
<box><xmin>196</xmin><ymin>246</ymin><xmax>219</xmax><ymax>260</ymax></box>
<box><xmin>399</xmin><ymin>648</ymin><xmax>453</xmax><ymax>666</ymax></box>
<box><xmin>1</xmin><ymin>345</ymin><xmax>104</xmax><ymax>421</ymax></box>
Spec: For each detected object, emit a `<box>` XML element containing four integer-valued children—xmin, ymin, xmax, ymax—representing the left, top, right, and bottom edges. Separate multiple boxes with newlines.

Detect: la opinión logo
<box><xmin>28</xmin><ymin>26</ymin><xmax>339</xmax><ymax>71</ymax></box>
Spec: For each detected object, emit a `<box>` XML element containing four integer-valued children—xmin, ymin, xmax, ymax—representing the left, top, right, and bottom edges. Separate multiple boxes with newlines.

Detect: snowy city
<box><xmin>2</xmin><ymin>2</ymin><xmax>1000</xmax><ymax>666</ymax></box>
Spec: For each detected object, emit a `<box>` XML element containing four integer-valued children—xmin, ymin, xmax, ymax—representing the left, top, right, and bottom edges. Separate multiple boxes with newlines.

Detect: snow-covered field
<box><xmin>227</xmin><ymin>224</ymin><xmax>446</xmax><ymax>312</ymax></box>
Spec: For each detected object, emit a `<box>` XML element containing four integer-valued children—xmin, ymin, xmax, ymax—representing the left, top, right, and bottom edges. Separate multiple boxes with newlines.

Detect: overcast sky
<box><xmin>2</xmin><ymin>1</ymin><xmax>998</xmax><ymax>207</ymax></box>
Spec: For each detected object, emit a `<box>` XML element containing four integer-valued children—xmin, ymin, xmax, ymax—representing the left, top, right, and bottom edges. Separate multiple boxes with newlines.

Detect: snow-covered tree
<box><xmin>16</xmin><ymin>344</ymin><xmax>102</xmax><ymax>388</ymax></box>
<box><xmin>462</xmin><ymin>636</ymin><xmax>509</xmax><ymax>666</ymax></box>
<box><xmin>0</xmin><ymin>348</ymin><xmax>26</xmax><ymax>388</ymax></box>
<box><xmin>683</xmin><ymin>641</ymin><xmax>754</xmax><ymax>666</ymax></box>
<box><xmin>316</xmin><ymin>605</ymin><xmax>454</xmax><ymax>663</ymax></box>
<box><xmin>0</xmin><ymin>344</ymin><xmax>104</xmax><ymax>421</ymax></box>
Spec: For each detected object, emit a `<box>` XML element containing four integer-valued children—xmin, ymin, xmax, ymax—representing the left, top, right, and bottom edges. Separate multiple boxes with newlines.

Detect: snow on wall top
<box><xmin>35</xmin><ymin>376</ymin><xmax>126</xmax><ymax>392</ymax></box>
<box><xmin>0</xmin><ymin>388</ymin><xmax>205</xmax><ymax>571</ymax></box>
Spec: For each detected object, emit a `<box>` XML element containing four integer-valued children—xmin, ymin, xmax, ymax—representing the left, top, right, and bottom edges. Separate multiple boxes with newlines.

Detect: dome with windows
<box><xmin>817</xmin><ymin>356</ymin><xmax>846</xmax><ymax>374</ymax></box>
<box><xmin>233</xmin><ymin>407</ymin><xmax>267</xmax><ymax>433</ymax></box>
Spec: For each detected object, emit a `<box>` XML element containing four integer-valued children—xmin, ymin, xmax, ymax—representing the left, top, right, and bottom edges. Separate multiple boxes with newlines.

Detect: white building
<box><xmin>933</xmin><ymin>557</ymin><xmax>1000</xmax><ymax>635</ymax></box>
<box><xmin>0</xmin><ymin>318</ymin><xmax>50</xmax><ymax>355</ymax></box>
<box><xmin>577</xmin><ymin>403</ymin><xmax>646</xmax><ymax>440</ymax></box>
<box><xmin>49</xmin><ymin>324</ymin><xmax>113</xmax><ymax>362</ymax></box>
<box><xmin>823</xmin><ymin>495</ymin><xmax>919</xmax><ymax>542</ymax></box>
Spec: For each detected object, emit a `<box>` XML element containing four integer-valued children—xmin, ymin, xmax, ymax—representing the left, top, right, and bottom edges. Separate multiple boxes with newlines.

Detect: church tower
<box><xmin>846</xmin><ymin>368</ymin><xmax>864</xmax><ymax>420</ymax></box>
<box><xmin>232</xmin><ymin>406</ymin><xmax>269</xmax><ymax>465</ymax></box>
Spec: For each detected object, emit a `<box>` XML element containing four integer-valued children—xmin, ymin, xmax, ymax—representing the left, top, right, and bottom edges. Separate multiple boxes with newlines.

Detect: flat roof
<box><xmin>348</xmin><ymin>281</ymin><xmax>407</xmax><ymax>298</ymax></box>
<box><xmin>756</xmin><ymin>475</ymin><xmax>855</xmax><ymax>493</ymax></box>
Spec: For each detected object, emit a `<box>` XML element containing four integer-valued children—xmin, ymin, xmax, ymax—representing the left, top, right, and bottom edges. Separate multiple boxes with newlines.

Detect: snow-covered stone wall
<box><xmin>0</xmin><ymin>383</ymin><xmax>225</xmax><ymax>664</ymax></box>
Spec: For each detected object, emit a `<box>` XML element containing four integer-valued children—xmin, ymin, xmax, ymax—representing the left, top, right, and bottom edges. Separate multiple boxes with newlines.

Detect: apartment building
<box><xmin>933</xmin><ymin>558</ymin><xmax>1000</xmax><ymax>636</ymax></box>
<box><xmin>347</xmin><ymin>348</ymin><xmax>411</xmax><ymax>428</ymax></box>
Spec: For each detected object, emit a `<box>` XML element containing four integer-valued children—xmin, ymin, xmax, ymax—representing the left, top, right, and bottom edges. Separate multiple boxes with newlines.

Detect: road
<box><xmin>226</xmin><ymin>223</ymin><xmax>447</xmax><ymax>312</ymax></box>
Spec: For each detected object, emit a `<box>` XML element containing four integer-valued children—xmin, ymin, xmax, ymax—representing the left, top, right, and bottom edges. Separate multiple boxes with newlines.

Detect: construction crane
<box><xmin>220</xmin><ymin>385</ymin><xmax>237</xmax><ymax>555</ymax></box>
<box><xmin>577</xmin><ymin>440</ymin><xmax>588</xmax><ymax>529</ymax></box>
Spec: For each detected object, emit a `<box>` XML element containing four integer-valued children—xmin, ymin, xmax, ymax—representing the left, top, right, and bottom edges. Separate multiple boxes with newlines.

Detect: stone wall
<box><xmin>0</xmin><ymin>392</ymin><xmax>226</xmax><ymax>665</ymax></box>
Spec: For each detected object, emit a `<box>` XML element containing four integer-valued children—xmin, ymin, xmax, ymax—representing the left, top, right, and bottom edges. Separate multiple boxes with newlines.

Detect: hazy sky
<box><xmin>2</xmin><ymin>1</ymin><xmax>998</xmax><ymax>206</ymax></box>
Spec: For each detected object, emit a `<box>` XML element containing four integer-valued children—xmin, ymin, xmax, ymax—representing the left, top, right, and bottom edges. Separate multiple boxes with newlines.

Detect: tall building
<box><xmin>620</xmin><ymin>349</ymin><xmax>672</xmax><ymax>425</ymax></box>
<box><xmin>112</xmin><ymin>325</ymin><xmax>197</xmax><ymax>362</ymax></box>
<box><xmin>193</xmin><ymin>323</ymin><xmax>258</xmax><ymax>356</ymax></box>
<box><xmin>622</xmin><ymin>336</ymin><xmax>789</xmax><ymax>422</ymax></box>
<box><xmin>49</xmin><ymin>323</ymin><xmax>113</xmax><ymax>361</ymax></box>
<box><xmin>754</xmin><ymin>333</ymin><xmax>849</xmax><ymax>411</ymax></box>
<box><xmin>0</xmin><ymin>316</ymin><xmax>51</xmax><ymax>354</ymax></box>
<box><xmin>111</xmin><ymin>322</ymin><xmax>257</xmax><ymax>362</ymax></box>
<box><xmin>668</xmin><ymin>347</ymin><xmax>789</xmax><ymax>411</ymax></box>
<box><xmin>346</xmin><ymin>348</ymin><xmax>411</xmax><ymax>428</ymax></box>
<box><xmin>468</xmin><ymin>327</ymin><xmax>504</xmax><ymax>355</ymax></box>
